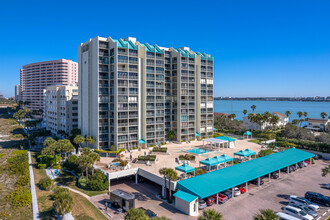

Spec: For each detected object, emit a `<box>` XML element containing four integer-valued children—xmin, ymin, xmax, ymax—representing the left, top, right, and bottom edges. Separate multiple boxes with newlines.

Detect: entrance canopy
<box><xmin>243</xmin><ymin>131</ymin><xmax>252</xmax><ymax>136</ymax></box>
<box><xmin>139</xmin><ymin>139</ymin><xmax>146</xmax><ymax>144</ymax></box>
<box><xmin>175</xmin><ymin>164</ymin><xmax>195</xmax><ymax>173</ymax></box>
<box><xmin>177</xmin><ymin>148</ymin><xmax>315</xmax><ymax>199</ymax></box>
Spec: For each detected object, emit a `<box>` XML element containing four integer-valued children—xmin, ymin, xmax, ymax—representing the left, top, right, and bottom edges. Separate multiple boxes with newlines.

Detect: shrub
<box><xmin>39</xmin><ymin>177</ymin><xmax>52</xmax><ymax>190</ymax></box>
<box><xmin>153</xmin><ymin>147</ymin><xmax>167</xmax><ymax>153</ymax></box>
<box><xmin>258</xmin><ymin>149</ymin><xmax>274</xmax><ymax>157</ymax></box>
<box><xmin>119</xmin><ymin>160</ymin><xmax>128</xmax><ymax>167</ymax></box>
<box><xmin>37</xmin><ymin>163</ymin><xmax>47</xmax><ymax>169</ymax></box>
<box><xmin>179</xmin><ymin>154</ymin><xmax>195</xmax><ymax>161</ymax></box>
<box><xmin>7</xmin><ymin>153</ymin><xmax>29</xmax><ymax>176</ymax></box>
<box><xmin>52</xmin><ymin>164</ymin><xmax>61</xmax><ymax>169</ymax></box>
<box><xmin>13</xmin><ymin>134</ymin><xmax>25</xmax><ymax>139</ymax></box>
<box><xmin>194</xmin><ymin>168</ymin><xmax>207</xmax><ymax>176</ymax></box>
<box><xmin>248</xmin><ymin>139</ymin><xmax>260</xmax><ymax>144</ymax></box>
<box><xmin>78</xmin><ymin>177</ymin><xmax>87</xmax><ymax>188</ymax></box>
<box><xmin>12</xmin><ymin>150</ymin><xmax>27</xmax><ymax>155</ymax></box>
<box><xmin>16</xmin><ymin>174</ymin><xmax>30</xmax><ymax>186</ymax></box>
<box><xmin>137</xmin><ymin>155</ymin><xmax>156</xmax><ymax>161</ymax></box>
<box><xmin>88</xmin><ymin>170</ymin><xmax>109</xmax><ymax>191</ymax></box>
<box><xmin>6</xmin><ymin>186</ymin><xmax>32</xmax><ymax>208</ymax></box>
<box><xmin>0</xmin><ymin>153</ymin><xmax>4</xmax><ymax>158</ymax></box>
<box><xmin>62</xmin><ymin>155</ymin><xmax>80</xmax><ymax>173</ymax></box>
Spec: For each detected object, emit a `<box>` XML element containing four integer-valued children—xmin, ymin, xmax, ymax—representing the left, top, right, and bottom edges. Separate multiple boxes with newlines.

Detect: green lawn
<box><xmin>56</xmin><ymin>171</ymin><xmax>108</xmax><ymax>197</ymax></box>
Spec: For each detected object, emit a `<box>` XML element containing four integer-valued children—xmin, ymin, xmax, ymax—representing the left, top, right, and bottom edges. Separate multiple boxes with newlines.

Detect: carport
<box><xmin>234</xmin><ymin>148</ymin><xmax>256</xmax><ymax>161</ymax></box>
<box><xmin>176</xmin><ymin>148</ymin><xmax>315</xmax><ymax>216</ymax></box>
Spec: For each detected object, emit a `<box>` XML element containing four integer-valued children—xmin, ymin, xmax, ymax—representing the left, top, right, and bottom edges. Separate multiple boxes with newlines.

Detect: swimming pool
<box><xmin>215</xmin><ymin>136</ymin><xmax>236</xmax><ymax>142</ymax></box>
<box><xmin>112</xmin><ymin>162</ymin><xmax>120</xmax><ymax>166</ymax></box>
<box><xmin>186</xmin><ymin>148</ymin><xmax>211</xmax><ymax>155</ymax></box>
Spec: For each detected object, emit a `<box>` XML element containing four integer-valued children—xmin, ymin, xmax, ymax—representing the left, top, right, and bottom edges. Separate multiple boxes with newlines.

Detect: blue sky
<box><xmin>0</xmin><ymin>0</ymin><xmax>329</xmax><ymax>97</ymax></box>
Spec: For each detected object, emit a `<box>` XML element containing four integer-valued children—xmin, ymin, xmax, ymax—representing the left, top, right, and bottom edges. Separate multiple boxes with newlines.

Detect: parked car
<box><xmin>289</xmin><ymin>165</ymin><xmax>296</xmax><ymax>172</ymax></box>
<box><xmin>250</xmin><ymin>179</ymin><xmax>264</xmax><ymax>185</ymax></box>
<box><xmin>212</xmin><ymin>193</ymin><xmax>228</xmax><ymax>204</ymax></box>
<box><xmin>221</xmin><ymin>190</ymin><xmax>233</xmax><ymax>199</ymax></box>
<box><xmin>198</xmin><ymin>199</ymin><xmax>207</xmax><ymax>209</ymax></box>
<box><xmin>305</xmin><ymin>191</ymin><xmax>330</xmax><ymax>207</ymax></box>
<box><xmin>238</xmin><ymin>187</ymin><xmax>246</xmax><ymax>194</ymax></box>
<box><xmin>304</xmin><ymin>160</ymin><xmax>310</xmax><ymax>165</ymax></box>
<box><xmin>271</xmin><ymin>172</ymin><xmax>279</xmax><ymax>179</ymax></box>
<box><xmin>204</xmin><ymin>196</ymin><xmax>215</xmax><ymax>206</ymax></box>
<box><xmin>289</xmin><ymin>203</ymin><xmax>318</xmax><ymax>218</ymax></box>
<box><xmin>283</xmin><ymin>205</ymin><xmax>314</xmax><ymax>220</ymax></box>
<box><xmin>289</xmin><ymin>195</ymin><xmax>320</xmax><ymax>212</ymax></box>
<box><xmin>233</xmin><ymin>188</ymin><xmax>241</xmax><ymax>196</ymax></box>
<box><xmin>276</xmin><ymin>212</ymin><xmax>301</xmax><ymax>220</ymax></box>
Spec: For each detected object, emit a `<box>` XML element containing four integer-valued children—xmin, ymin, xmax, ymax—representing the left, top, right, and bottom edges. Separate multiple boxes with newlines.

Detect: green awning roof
<box><xmin>216</xmin><ymin>154</ymin><xmax>233</xmax><ymax>163</ymax></box>
<box><xmin>244</xmin><ymin>131</ymin><xmax>252</xmax><ymax>136</ymax></box>
<box><xmin>175</xmin><ymin>163</ymin><xmax>195</xmax><ymax>173</ymax></box>
<box><xmin>215</xmin><ymin>136</ymin><xmax>236</xmax><ymax>142</ymax></box>
<box><xmin>173</xmin><ymin>190</ymin><xmax>198</xmax><ymax>203</ymax></box>
<box><xmin>195</xmin><ymin>132</ymin><xmax>200</xmax><ymax>136</ymax></box>
<box><xmin>234</xmin><ymin>149</ymin><xmax>256</xmax><ymax>157</ymax></box>
<box><xmin>139</xmin><ymin>139</ymin><xmax>146</xmax><ymax>144</ymax></box>
<box><xmin>200</xmin><ymin>157</ymin><xmax>219</xmax><ymax>166</ymax></box>
<box><xmin>177</xmin><ymin>148</ymin><xmax>315</xmax><ymax>199</ymax></box>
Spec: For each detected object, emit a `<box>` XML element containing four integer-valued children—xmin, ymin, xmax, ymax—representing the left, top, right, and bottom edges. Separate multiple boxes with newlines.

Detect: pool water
<box><xmin>186</xmin><ymin>148</ymin><xmax>211</xmax><ymax>154</ymax></box>
<box><xmin>215</xmin><ymin>136</ymin><xmax>236</xmax><ymax>142</ymax></box>
<box><xmin>112</xmin><ymin>162</ymin><xmax>120</xmax><ymax>166</ymax></box>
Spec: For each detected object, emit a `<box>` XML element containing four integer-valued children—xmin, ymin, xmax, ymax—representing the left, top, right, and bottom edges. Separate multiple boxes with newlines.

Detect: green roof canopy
<box><xmin>139</xmin><ymin>139</ymin><xmax>146</xmax><ymax>144</ymax></box>
<box><xmin>173</xmin><ymin>190</ymin><xmax>198</xmax><ymax>203</ymax></box>
<box><xmin>234</xmin><ymin>149</ymin><xmax>256</xmax><ymax>157</ymax></box>
<box><xmin>175</xmin><ymin>164</ymin><xmax>195</xmax><ymax>173</ymax></box>
<box><xmin>195</xmin><ymin>132</ymin><xmax>200</xmax><ymax>137</ymax></box>
<box><xmin>177</xmin><ymin>148</ymin><xmax>314</xmax><ymax>199</ymax></box>
<box><xmin>200</xmin><ymin>158</ymin><xmax>219</xmax><ymax>166</ymax></box>
<box><xmin>244</xmin><ymin>131</ymin><xmax>252</xmax><ymax>136</ymax></box>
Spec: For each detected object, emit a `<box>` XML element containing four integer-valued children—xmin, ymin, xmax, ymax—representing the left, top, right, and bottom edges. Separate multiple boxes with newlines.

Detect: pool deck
<box><xmin>96</xmin><ymin>139</ymin><xmax>262</xmax><ymax>179</ymax></box>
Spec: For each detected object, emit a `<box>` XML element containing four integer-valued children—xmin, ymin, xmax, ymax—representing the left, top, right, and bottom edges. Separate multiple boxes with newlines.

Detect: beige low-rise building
<box><xmin>43</xmin><ymin>85</ymin><xmax>78</xmax><ymax>137</ymax></box>
<box><xmin>306</xmin><ymin>118</ymin><xmax>330</xmax><ymax>131</ymax></box>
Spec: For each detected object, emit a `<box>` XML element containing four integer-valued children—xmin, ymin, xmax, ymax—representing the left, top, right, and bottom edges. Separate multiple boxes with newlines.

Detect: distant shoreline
<box><xmin>214</xmin><ymin>98</ymin><xmax>330</xmax><ymax>102</ymax></box>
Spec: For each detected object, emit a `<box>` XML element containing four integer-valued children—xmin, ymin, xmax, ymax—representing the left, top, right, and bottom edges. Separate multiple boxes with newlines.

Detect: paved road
<box><xmin>28</xmin><ymin>146</ymin><xmax>39</xmax><ymax>220</ymax></box>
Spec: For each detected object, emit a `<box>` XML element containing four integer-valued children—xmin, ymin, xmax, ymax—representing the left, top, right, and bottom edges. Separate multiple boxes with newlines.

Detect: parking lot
<box><xmin>207</xmin><ymin>159</ymin><xmax>330</xmax><ymax>220</ymax></box>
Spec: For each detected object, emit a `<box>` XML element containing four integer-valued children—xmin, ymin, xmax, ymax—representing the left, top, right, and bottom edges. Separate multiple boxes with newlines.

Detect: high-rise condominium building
<box><xmin>15</xmin><ymin>84</ymin><xmax>21</xmax><ymax>101</ymax></box>
<box><xmin>20</xmin><ymin>59</ymin><xmax>78</xmax><ymax>112</ymax></box>
<box><xmin>79</xmin><ymin>36</ymin><xmax>214</xmax><ymax>150</ymax></box>
<box><xmin>43</xmin><ymin>85</ymin><xmax>78</xmax><ymax>137</ymax></box>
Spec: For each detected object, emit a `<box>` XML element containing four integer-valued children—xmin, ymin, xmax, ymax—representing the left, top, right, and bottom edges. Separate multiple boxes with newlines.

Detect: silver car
<box><xmin>289</xmin><ymin>203</ymin><xmax>318</xmax><ymax>218</ymax></box>
<box><xmin>198</xmin><ymin>199</ymin><xmax>207</xmax><ymax>209</ymax></box>
<box><xmin>289</xmin><ymin>195</ymin><xmax>320</xmax><ymax>212</ymax></box>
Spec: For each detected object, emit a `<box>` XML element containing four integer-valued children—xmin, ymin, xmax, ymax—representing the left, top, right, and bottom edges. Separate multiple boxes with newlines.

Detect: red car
<box><xmin>204</xmin><ymin>197</ymin><xmax>215</xmax><ymax>206</ymax></box>
<box><xmin>304</xmin><ymin>160</ymin><xmax>310</xmax><ymax>165</ymax></box>
<box><xmin>212</xmin><ymin>193</ymin><xmax>228</xmax><ymax>204</ymax></box>
<box><xmin>238</xmin><ymin>187</ymin><xmax>246</xmax><ymax>194</ymax></box>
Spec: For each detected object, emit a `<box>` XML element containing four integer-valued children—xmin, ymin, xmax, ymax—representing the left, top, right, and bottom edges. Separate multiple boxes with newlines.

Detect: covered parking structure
<box><xmin>174</xmin><ymin>148</ymin><xmax>315</xmax><ymax>216</ymax></box>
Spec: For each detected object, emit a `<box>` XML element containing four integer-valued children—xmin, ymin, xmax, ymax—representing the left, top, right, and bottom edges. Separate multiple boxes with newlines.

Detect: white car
<box><xmin>233</xmin><ymin>188</ymin><xmax>241</xmax><ymax>196</ymax></box>
<box><xmin>289</xmin><ymin>195</ymin><xmax>320</xmax><ymax>212</ymax></box>
<box><xmin>283</xmin><ymin>206</ymin><xmax>314</xmax><ymax>220</ymax></box>
<box><xmin>289</xmin><ymin>203</ymin><xmax>318</xmax><ymax>218</ymax></box>
<box><xmin>276</xmin><ymin>212</ymin><xmax>301</xmax><ymax>220</ymax></box>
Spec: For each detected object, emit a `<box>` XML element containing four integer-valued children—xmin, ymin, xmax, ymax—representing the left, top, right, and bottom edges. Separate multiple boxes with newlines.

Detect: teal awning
<box><xmin>173</xmin><ymin>190</ymin><xmax>198</xmax><ymax>203</ymax></box>
<box><xmin>175</xmin><ymin>163</ymin><xmax>195</xmax><ymax>173</ymax></box>
<box><xmin>139</xmin><ymin>139</ymin><xmax>146</xmax><ymax>144</ymax></box>
<box><xmin>244</xmin><ymin>131</ymin><xmax>252</xmax><ymax>136</ymax></box>
<box><xmin>216</xmin><ymin>154</ymin><xmax>233</xmax><ymax>163</ymax></box>
<box><xmin>213</xmin><ymin>128</ymin><xmax>216</xmax><ymax>131</ymax></box>
<box><xmin>215</xmin><ymin>136</ymin><xmax>236</xmax><ymax>142</ymax></box>
<box><xmin>177</xmin><ymin>148</ymin><xmax>315</xmax><ymax>199</ymax></box>
<box><xmin>234</xmin><ymin>149</ymin><xmax>256</xmax><ymax>157</ymax></box>
<box><xmin>200</xmin><ymin>157</ymin><xmax>219</xmax><ymax>166</ymax></box>
<box><xmin>195</xmin><ymin>132</ymin><xmax>200</xmax><ymax>137</ymax></box>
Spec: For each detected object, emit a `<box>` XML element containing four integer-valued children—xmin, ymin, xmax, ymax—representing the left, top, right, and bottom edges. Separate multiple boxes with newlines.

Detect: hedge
<box><xmin>152</xmin><ymin>147</ymin><xmax>167</xmax><ymax>153</ymax></box>
<box><xmin>179</xmin><ymin>154</ymin><xmax>195</xmax><ymax>161</ymax></box>
<box><xmin>138</xmin><ymin>155</ymin><xmax>156</xmax><ymax>161</ymax></box>
<box><xmin>39</xmin><ymin>177</ymin><xmax>52</xmax><ymax>190</ymax></box>
<box><xmin>277</xmin><ymin>137</ymin><xmax>330</xmax><ymax>153</ymax></box>
<box><xmin>94</xmin><ymin>148</ymin><xmax>125</xmax><ymax>154</ymax></box>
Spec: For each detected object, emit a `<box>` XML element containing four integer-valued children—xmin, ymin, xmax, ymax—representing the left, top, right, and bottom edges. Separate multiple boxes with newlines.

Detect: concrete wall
<box><xmin>175</xmin><ymin>197</ymin><xmax>198</xmax><ymax>216</ymax></box>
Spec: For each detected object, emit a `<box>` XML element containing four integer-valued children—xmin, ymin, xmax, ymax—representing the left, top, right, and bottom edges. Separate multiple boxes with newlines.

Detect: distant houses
<box><xmin>243</xmin><ymin>112</ymin><xmax>289</xmax><ymax>130</ymax></box>
<box><xmin>306</xmin><ymin>118</ymin><xmax>330</xmax><ymax>131</ymax></box>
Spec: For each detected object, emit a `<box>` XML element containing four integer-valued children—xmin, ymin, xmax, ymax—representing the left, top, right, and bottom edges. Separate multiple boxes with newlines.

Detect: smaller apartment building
<box><xmin>43</xmin><ymin>85</ymin><xmax>78</xmax><ymax>137</ymax></box>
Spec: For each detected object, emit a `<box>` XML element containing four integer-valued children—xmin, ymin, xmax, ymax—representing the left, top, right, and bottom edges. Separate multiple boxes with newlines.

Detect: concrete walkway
<box><xmin>28</xmin><ymin>146</ymin><xmax>39</xmax><ymax>220</ymax></box>
<box><xmin>55</xmin><ymin>183</ymin><xmax>90</xmax><ymax>199</ymax></box>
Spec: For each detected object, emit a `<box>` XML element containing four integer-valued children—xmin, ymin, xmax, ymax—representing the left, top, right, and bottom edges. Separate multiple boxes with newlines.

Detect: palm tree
<box><xmin>228</xmin><ymin>114</ymin><xmax>236</xmax><ymax>120</ymax></box>
<box><xmin>74</xmin><ymin>135</ymin><xmax>85</xmax><ymax>149</ymax></box>
<box><xmin>43</xmin><ymin>137</ymin><xmax>56</xmax><ymax>147</ymax></box>
<box><xmin>270</xmin><ymin>115</ymin><xmax>279</xmax><ymax>128</ymax></box>
<box><xmin>85</xmin><ymin>136</ymin><xmax>95</xmax><ymax>148</ymax></box>
<box><xmin>297</xmin><ymin>111</ymin><xmax>304</xmax><ymax>127</ymax></box>
<box><xmin>58</xmin><ymin>139</ymin><xmax>75</xmax><ymax>159</ymax></box>
<box><xmin>159</xmin><ymin>168</ymin><xmax>168</xmax><ymax>199</ymax></box>
<box><xmin>285</xmin><ymin>111</ymin><xmax>291</xmax><ymax>117</ymax></box>
<box><xmin>78</xmin><ymin>154</ymin><xmax>93</xmax><ymax>183</ymax></box>
<box><xmin>167</xmin><ymin>131</ymin><xmax>175</xmax><ymax>141</ymax></box>
<box><xmin>90</xmin><ymin>152</ymin><xmax>100</xmax><ymax>176</ymax></box>
<box><xmin>303</xmin><ymin>112</ymin><xmax>308</xmax><ymax>118</ymax></box>
<box><xmin>322</xmin><ymin>165</ymin><xmax>330</xmax><ymax>177</ymax></box>
<box><xmin>41</xmin><ymin>145</ymin><xmax>54</xmax><ymax>164</ymax></box>
<box><xmin>320</xmin><ymin>112</ymin><xmax>328</xmax><ymax>119</ymax></box>
<box><xmin>125</xmin><ymin>208</ymin><xmax>149</xmax><ymax>220</ymax></box>
<box><xmin>198</xmin><ymin>209</ymin><xmax>223</xmax><ymax>220</ymax></box>
<box><xmin>166</xmin><ymin>168</ymin><xmax>177</xmax><ymax>202</ymax></box>
<box><xmin>254</xmin><ymin>209</ymin><xmax>277</xmax><ymax>220</ymax></box>
<box><xmin>251</xmin><ymin>105</ymin><xmax>256</xmax><ymax>112</ymax></box>
<box><xmin>243</xmin><ymin>109</ymin><xmax>248</xmax><ymax>116</ymax></box>
<box><xmin>53</xmin><ymin>190</ymin><xmax>74</xmax><ymax>216</ymax></box>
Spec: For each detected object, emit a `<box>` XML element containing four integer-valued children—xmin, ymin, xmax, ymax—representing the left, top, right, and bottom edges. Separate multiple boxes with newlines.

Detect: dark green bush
<box><xmin>258</xmin><ymin>149</ymin><xmax>274</xmax><ymax>157</ymax></box>
<box><xmin>39</xmin><ymin>177</ymin><xmax>52</xmax><ymax>190</ymax></box>
<box><xmin>88</xmin><ymin>170</ymin><xmax>109</xmax><ymax>191</ymax></box>
<box><xmin>179</xmin><ymin>154</ymin><xmax>195</xmax><ymax>161</ymax></box>
<box><xmin>37</xmin><ymin>163</ymin><xmax>47</xmax><ymax>169</ymax></box>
